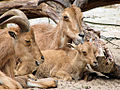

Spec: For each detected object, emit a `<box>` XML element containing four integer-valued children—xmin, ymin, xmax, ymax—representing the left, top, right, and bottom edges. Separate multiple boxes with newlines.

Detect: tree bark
<box><xmin>38</xmin><ymin>0</ymin><xmax>120</xmax><ymax>11</ymax></box>
<box><xmin>0</xmin><ymin>0</ymin><xmax>59</xmax><ymax>23</ymax></box>
<box><xmin>79</xmin><ymin>0</ymin><xmax>120</xmax><ymax>11</ymax></box>
<box><xmin>1</xmin><ymin>0</ymin><xmax>120</xmax><ymax>19</ymax></box>
<box><xmin>0</xmin><ymin>0</ymin><xmax>120</xmax><ymax>22</ymax></box>
<box><xmin>0</xmin><ymin>0</ymin><xmax>41</xmax><ymax>19</ymax></box>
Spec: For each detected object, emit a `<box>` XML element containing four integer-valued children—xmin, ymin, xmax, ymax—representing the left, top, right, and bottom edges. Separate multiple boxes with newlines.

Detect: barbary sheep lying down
<box><xmin>0</xmin><ymin>9</ymin><xmax>50</xmax><ymax>89</ymax></box>
<box><xmin>0</xmin><ymin>8</ymin><xmax>44</xmax><ymax>77</ymax></box>
<box><xmin>35</xmin><ymin>41</ymin><xmax>98</xmax><ymax>81</ymax></box>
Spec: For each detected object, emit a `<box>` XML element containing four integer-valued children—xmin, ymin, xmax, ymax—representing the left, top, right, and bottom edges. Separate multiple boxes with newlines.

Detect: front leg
<box><xmin>55</xmin><ymin>70</ymin><xmax>72</xmax><ymax>81</ymax></box>
<box><xmin>3</xmin><ymin>56</ymin><xmax>16</xmax><ymax>78</ymax></box>
<box><xmin>72</xmin><ymin>70</ymin><xmax>83</xmax><ymax>81</ymax></box>
<box><xmin>50</xmin><ymin>65</ymin><xmax>59</xmax><ymax>77</ymax></box>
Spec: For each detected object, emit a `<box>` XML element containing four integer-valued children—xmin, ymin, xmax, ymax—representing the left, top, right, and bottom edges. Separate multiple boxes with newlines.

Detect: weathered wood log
<box><xmin>83</xmin><ymin>23</ymin><xmax>120</xmax><ymax>78</ymax></box>
<box><xmin>0</xmin><ymin>0</ymin><xmax>59</xmax><ymax>23</ymax></box>
<box><xmin>1</xmin><ymin>0</ymin><xmax>120</xmax><ymax>20</ymax></box>
<box><xmin>38</xmin><ymin>0</ymin><xmax>120</xmax><ymax>11</ymax></box>
<box><xmin>73</xmin><ymin>0</ymin><xmax>120</xmax><ymax>12</ymax></box>
<box><xmin>0</xmin><ymin>0</ymin><xmax>120</xmax><ymax>23</ymax></box>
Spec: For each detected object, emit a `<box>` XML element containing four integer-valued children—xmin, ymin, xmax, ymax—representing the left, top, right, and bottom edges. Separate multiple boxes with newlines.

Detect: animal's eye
<box><xmin>63</xmin><ymin>16</ymin><xmax>69</xmax><ymax>21</ymax></box>
<box><xmin>82</xmin><ymin>51</ymin><xmax>87</xmax><ymax>56</ymax></box>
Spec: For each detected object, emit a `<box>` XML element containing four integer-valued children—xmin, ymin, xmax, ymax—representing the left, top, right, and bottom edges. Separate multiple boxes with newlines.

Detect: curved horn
<box><xmin>0</xmin><ymin>9</ymin><xmax>28</xmax><ymax>22</ymax></box>
<box><xmin>38</xmin><ymin>0</ymin><xmax>71</xmax><ymax>8</ymax></box>
<box><xmin>0</xmin><ymin>9</ymin><xmax>30</xmax><ymax>32</ymax></box>
<box><xmin>0</xmin><ymin>16</ymin><xmax>30</xmax><ymax>32</ymax></box>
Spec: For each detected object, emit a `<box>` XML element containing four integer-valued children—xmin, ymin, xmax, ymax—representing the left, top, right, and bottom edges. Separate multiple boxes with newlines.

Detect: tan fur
<box><xmin>15</xmin><ymin>60</ymin><xmax>38</xmax><ymax>76</ymax></box>
<box><xmin>35</xmin><ymin>42</ymin><xmax>98</xmax><ymax>81</ymax></box>
<box><xmin>14</xmin><ymin>27</ymin><xmax>44</xmax><ymax>76</ymax></box>
<box><xmin>33</xmin><ymin>5</ymin><xmax>84</xmax><ymax>50</ymax></box>
<box><xmin>0</xmin><ymin>30</ymin><xmax>16</xmax><ymax>78</ymax></box>
<box><xmin>0</xmin><ymin>23</ymin><xmax>43</xmax><ymax>88</ymax></box>
<box><xmin>0</xmin><ymin>26</ymin><xmax>44</xmax><ymax>76</ymax></box>
<box><xmin>14</xmin><ymin>5</ymin><xmax>84</xmax><ymax>77</ymax></box>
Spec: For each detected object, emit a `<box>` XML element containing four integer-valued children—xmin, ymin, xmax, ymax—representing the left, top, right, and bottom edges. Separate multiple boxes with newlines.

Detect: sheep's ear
<box><xmin>8</xmin><ymin>31</ymin><xmax>17</xmax><ymax>39</ymax></box>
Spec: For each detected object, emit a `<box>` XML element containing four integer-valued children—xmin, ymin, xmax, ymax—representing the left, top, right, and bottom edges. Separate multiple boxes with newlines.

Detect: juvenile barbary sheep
<box><xmin>35</xmin><ymin>42</ymin><xmax>98</xmax><ymax>81</ymax></box>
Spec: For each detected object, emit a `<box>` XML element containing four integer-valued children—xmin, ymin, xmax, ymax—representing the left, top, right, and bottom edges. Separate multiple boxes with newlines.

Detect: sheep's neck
<box><xmin>51</xmin><ymin>22</ymin><xmax>70</xmax><ymax>49</ymax></box>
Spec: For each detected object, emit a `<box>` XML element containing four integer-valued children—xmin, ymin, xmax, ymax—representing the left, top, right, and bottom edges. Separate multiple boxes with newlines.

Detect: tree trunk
<box><xmin>0</xmin><ymin>0</ymin><xmax>120</xmax><ymax>22</ymax></box>
<box><xmin>1</xmin><ymin>0</ymin><xmax>120</xmax><ymax>18</ymax></box>
<box><xmin>38</xmin><ymin>0</ymin><xmax>120</xmax><ymax>11</ymax></box>
<box><xmin>0</xmin><ymin>0</ymin><xmax>41</xmax><ymax>19</ymax></box>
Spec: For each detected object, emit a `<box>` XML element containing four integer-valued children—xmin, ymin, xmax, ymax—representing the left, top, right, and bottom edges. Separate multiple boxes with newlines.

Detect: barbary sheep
<box><xmin>0</xmin><ymin>9</ymin><xmax>44</xmax><ymax>88</ymax></box>
<box><xmin>15</xmin><ymin>2</ymin><xmax>85</xmax><ymax>76</ymax></box>
<box><xmin>0</xmin><ymin>9</ymin><xmax>44</xmax><ymax>76</ymax></box>
<box><xmin>33</xmin><ymin>3</ymin><xmax>85</xmax><ymax>50</ymax></box>
<box><xmin>35</xmin><ymin>41</ymin><xmax>98</xmax><ymax>81</ymax></box>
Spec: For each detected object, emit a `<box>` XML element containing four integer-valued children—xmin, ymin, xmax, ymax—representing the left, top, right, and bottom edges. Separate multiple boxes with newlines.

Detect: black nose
<box><xmin>41</xmin><ymin>56</ymin><xmax>44</xmax><ymax>60</ymax></box>
<box><xmin>79</xmin><ymin>34</ymin><xmax>84</xmax><ymax>38</ymax></box>
<box><xmin>32</xmin><ymin>69</ymin><xmax>37</xmax><ymax>75</ymax></box>
<box><xmin>93</xmin><ymin>61</ymin><xmax>98</xmax><ymax>66</ymax></box>
<box><xmin>94</xmin><ymin>61</ymin><xmax>97</xmax><ymax>64</ymax></box>
<box><xmin>35</xmin><ymin>61</ymin><xmax>40</xmax><ymax>66</ymax></box>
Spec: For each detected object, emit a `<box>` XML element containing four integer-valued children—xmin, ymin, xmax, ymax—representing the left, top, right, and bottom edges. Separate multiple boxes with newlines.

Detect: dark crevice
<box><xmin>0</xmin><ymin>15</ymin><xmax>14</xmax><ymax>24</ymax></box>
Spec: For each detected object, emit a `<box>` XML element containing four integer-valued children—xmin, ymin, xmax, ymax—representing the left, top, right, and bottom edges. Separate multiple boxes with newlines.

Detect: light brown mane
<box><xmin>33</xmin><ymin>23</ymin><xmax>62</xmax><ymax>50</ymax></box>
